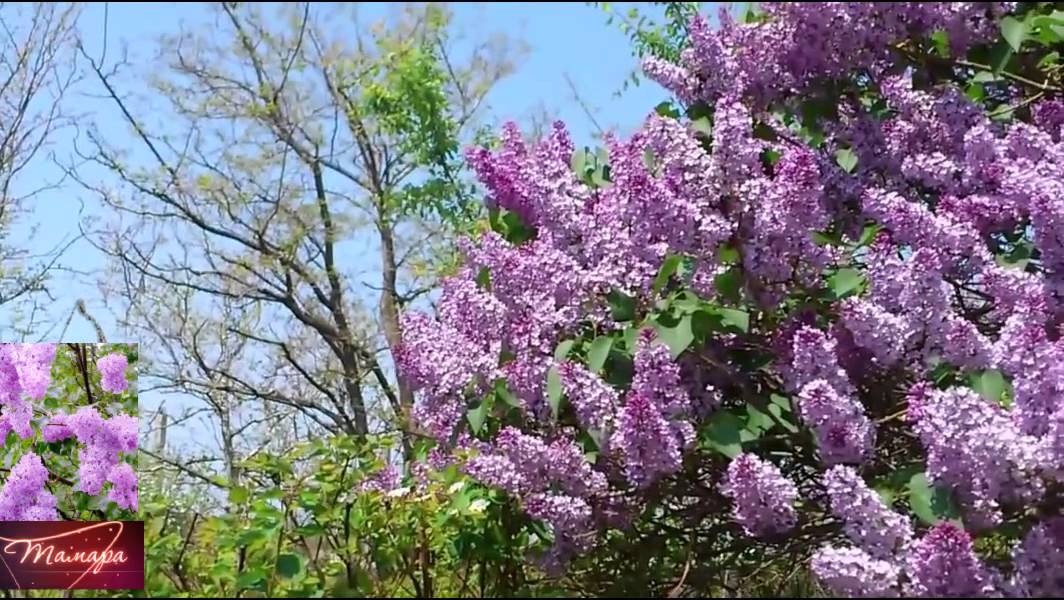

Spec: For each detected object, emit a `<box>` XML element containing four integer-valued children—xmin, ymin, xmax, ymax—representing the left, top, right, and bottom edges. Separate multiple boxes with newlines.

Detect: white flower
<box><xmin>467</xmin><ymin>498</ymin><xmax>490</xmax><ymax>515</ymax></box>
<box><xmin>447</xmin><ymin>481</ymin><xmax>466</xmax><ymax>494</ymax></box>
<box><xmin>386</xmin><ymin>486</ymin><xmax>411</xmax><ymax>498</ymax></box>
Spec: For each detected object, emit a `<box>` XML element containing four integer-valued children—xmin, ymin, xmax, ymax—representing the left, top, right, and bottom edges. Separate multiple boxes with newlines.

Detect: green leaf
<box><xmin>969</xmin><ymin>369</ymin><xmax>1011</xmax><ymax>407</ymax></box>
<box><xmin>467</xmin><ymin>399</ymin><xmax>490</xmax><ymax>435</ymax></box>
<box><xmin>495</xmin><ymin>380</ymin><xmax>520</xmax><ymax>408</ymax></box>
<box><xmin>908</xmin><ymin>472</ymin><xmax>962</xmax><ymax>526</ymax></box>
<box><xmin>654</xmin><ymin>314</ymin><xmax>695</xmax><ymax>358</ymax></box>
<box><xmin>989</xmin><ymin>39</ymin><xmax>1014</xmax><ymax>74</ymax></box>
<box><xmin>834</xmin><ymin>147</ymin><xmax>858</xmax><ymax>173</ymax></box>
<box><xmin>643</xmin><ymin>147</ymin><xmax>658</xmax><ymax>174</ymax></box>
<box><xmin>228</xmin><ymin>486</ymin><xmax>249</xmax><ymax>504</ymax></box>
<box><xmin>691</xmin><ymin>116</ymin><xmax>712</xmax><ymax>137</ymax></box>
<box><xmin>570</xmin><ymin>147</ymin><xmax>589</xmax><ymax>176</ymax></box>
<box><xmin>653</xmin><ymin>255</ymin><xmax>683</xmax><ymax>293</ymax></box>
<box><xmin>608</xmin><ymin>290</ymin><xmax>637</xmax><ymax>322</ymax></box>
<box><xmin>876</xmin><ymin>486</ymin><xmax>896</xmax><ymax>508</ymax></box>
<box><xmin>714</xmin><ymin>268</ymin><xmax>742</xmax><ymax>303</ymax></box>
<box><xmin>546</xmin><ymin>366</ymin><xmax>564</xmax><ymax>419</ymax></box>
<box><xmin>236</xmin><ymin>568</ymin><xmax>267</xmax><ymax>590</ymax></box>
<box><xmin>655</xmin><ymin>101</ymin><xmax>681</xmax><ymax>119</ymax></box>
<box><xmin>501</xmin><ymin>211</ymin><xmax>536</xmax><ymax>244</ymax></box>
<box><xmin>587</xmin><ymin>336</ymin><xmax>613</xmax><ymax>373</ymax></box>
<box><xmin>554</xmin><ymin>339</ymin><xmax>576</xmax><ymax>361</ymax></box>
<box><xmin>718</xmin><ymin>245</ymin><xmax>740</xmax><ymax>265</ymax></box>
<box><xmin>1037</xmin><ymin>50</ymin><xmax>1060</xmax><ymax>68</ymax></box>
<box><xmin>475</xmin><ymin>267</ymin><xmax>491</xmax><ymax>290</ymax></box>
<box><xmin>275</xmin><ymin>553</ymin><xmax>304</xmax><ymax>579</ymax></box>
<box><xmin>745</xmin><ymin>405</ymin><xmax>775</xmax><ymax>433</ymax></box>
<box><xmin>701</xmin><ymin>411</ymin><xmax>743</xmax><ymax>457</ymax></box>
<box><xmin>1001</xmin><ymin>16</ymin><xmax>1028</xmax><ymax>52</ymax></box>
<box><xmin>857</xmin><ymin>223</ymin><xmax>882</xmax><ymax>247</ymax></box>
<box><xmin>931</xmin><ymin>30</ymin><xmax>950</xmax><ymax>58</ymax></box>
<box><xmin>718</xmin><ymin>308</ymin><xmax>749</xmax><ymax>333</ymax></box>
<box><xmin>828</xmin><ymin>268</ymin><xmax>865</xmax><ymax>299</ymax></box>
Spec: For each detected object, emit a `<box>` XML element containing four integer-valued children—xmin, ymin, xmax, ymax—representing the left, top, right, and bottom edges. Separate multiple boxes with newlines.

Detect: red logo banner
<box><xmin>0</xmin><ymin>521</ymin><xmax>143</xmax><ymax>589</ymax></box>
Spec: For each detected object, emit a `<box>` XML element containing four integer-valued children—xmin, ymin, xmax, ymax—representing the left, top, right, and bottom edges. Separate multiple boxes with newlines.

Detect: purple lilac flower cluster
<box><xmin>0</xmin><ymin>344</ymin><xmax>138</xmax><ymax>520</ymax></box>
<box><xmin>399</xmin><ymin>2</ymin><xmax>1064</xmax><ymax>585</ymax></box>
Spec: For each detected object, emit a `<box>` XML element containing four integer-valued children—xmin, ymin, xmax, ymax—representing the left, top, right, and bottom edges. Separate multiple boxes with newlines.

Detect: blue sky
<box><xmin>8</xmin><ymin>2</ymin><xmax>682</xmax><ymax>454</ymax></box>
<box><xmin>16</xmin><ymin>1</ymin><xmax>673</xmax><ymax>340</ymax></box>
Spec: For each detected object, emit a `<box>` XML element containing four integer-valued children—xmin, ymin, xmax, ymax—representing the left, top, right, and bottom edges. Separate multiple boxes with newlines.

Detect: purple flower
<box><xmin>824</xmin><ymin>465</ymin><xmax>912</xmax><ymax>557</ymax></box>
<box><xmin>797</xmin><ymin>380</ymin><xmax>875</xmax><ymax>465</ymax></box>
<box><xmin>904</xmin><ymin>522</ymin><xmax>999</xmax><ymax>597</ymax></box>
<box><xmin>721</xmin><ymin>453</ymin><xmax>797</xmax><ymax>538</ymax></box>
<box><xmin>811</xmin><ymin>545</ymin><xmax>900</xmax><ymax>597</ymax></box>
<box><xmin>96</xmin><ymin>352</ymin><xmax>129</xmax><ymax>394</ymax></box>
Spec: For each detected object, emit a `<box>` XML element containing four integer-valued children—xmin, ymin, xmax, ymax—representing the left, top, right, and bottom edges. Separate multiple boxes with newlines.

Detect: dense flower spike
<box><xmin>1011</xmin><ymin>518</ymin><xmax>1064</xmax><ymax>597</ymax></box>
<box><xmin>398</xmin><ymin>1</ymin><xmax>1064</xmax><ymax>588</ymax></box>
<box><xmin>797</xmin><ymin>380</ymin><xmax>875</xmax><ymax>465</ymax></box>
<box><xmin>67</xmin><ymin>407</ymin><xmax>139</xmax><ymax>496</ymax></box>
<box><xmin>0</xmin><ymin>343</ymin><xmax>57</xmax><ymax>439</ymax></box>
<box><xmin>721</xmin><ymin>453</ymin><xmax>798</xmax><ymax>537</ymax></box>
<box><xmin>811</xmin><ymin>545</ymin><xmax>900</xmax><ymax>598</ymax></box>
<box><xmin>96</xmin><ymin>352</ymin><xmax>130</xmax><ymax>394</ymax></box>
<box><xmin>0</xmin><ymin>452</ymin><xmax>58</xmax><ymax>521</ymax></box>
<box><xmin>904</xmin><ymin>523</ymin><xmax>999</xmax><ymax>597</ymax></box>
<box><xmin>106</xmin><ymin>462</ymin><xmax>138</xmax><ymax>512</ymax></box>
<box><xmin>823</xmin><ymin>466</ymin><xmax>912</xmax><ymax>557</ymax></box>
<box><xmin>909</xmin><ymin>387</ymin><xmax>1042</xmax><ymax>528</ymax></box>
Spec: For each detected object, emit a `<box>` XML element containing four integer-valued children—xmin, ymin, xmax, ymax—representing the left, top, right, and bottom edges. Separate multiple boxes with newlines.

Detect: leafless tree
<box><xmin>0</xmin><ymin>2</ymin><xmax>80</xmax><ymax>337</ymax></box>
<box><xmin>73</xmin><ymin>2</ymin><xmax>516</xmax><ymax>481</ymax></box>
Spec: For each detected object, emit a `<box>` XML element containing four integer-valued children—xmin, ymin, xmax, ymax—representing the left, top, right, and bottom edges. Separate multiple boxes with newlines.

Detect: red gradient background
<box><xmin>0</xmin><ymin>521</ymin><xmax>143</xmax><ymax>589</ymax></box>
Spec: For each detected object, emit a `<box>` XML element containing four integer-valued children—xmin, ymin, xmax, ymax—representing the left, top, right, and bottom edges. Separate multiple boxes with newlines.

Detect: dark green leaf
<box><xmin>276</xmin><ymin>553</ymin><xmax>304</xmax><ymax>579</ymax></box>
<box><xmin>608</xmin><ymin>290</ymin><xmax>637</xmax><ymax>322</ymax></box>
<box><xmin>990</xmin><ymin>40</ymin><xmax>1014</xmax><ymax>74</ymax></box>
<box><xmin>718</xmin><ymin>245</ymin><xmax>740</xmax><ymax>265</ymax></box>
<box><xmin>495</xmin><ymin>380</ymin><xmax>520</xmax><ymax>408</ymax></box>
<box><xmin>546</xmin><ymin>366</ymin><xmax>564</xmax><ymax>419</ymax></box>
<box><xmin>475</xmin><ymin>267</ymin><xmax>491</xmax><ymax>290</ymax></box>
<box><xmin>702</xmin><ymin>411</ymin><xmax>743</xmax><ymax>457</ymax></box>
<box><xmin>714</xmin><ymin>268</ymin><xmax>742</xmax><ymax>303</ymax></box>
<box><xmin>655</xmin><ymin>101</ymin><xmax>681</xmax><ymax>119</ymax></box>
<box><xmin>653</xmin><ymin>255</ymin><xmax>683</xmax><ymax>293</ymax></box>
<box><xmin>587</xmin><ymin>336</ymin><xmax>613</xmax><ymax>373</ymax></box>
<box><xmin>236</xmin><ymin>568</ymin><xmax>267</xmax><ymax>590</ymax></box>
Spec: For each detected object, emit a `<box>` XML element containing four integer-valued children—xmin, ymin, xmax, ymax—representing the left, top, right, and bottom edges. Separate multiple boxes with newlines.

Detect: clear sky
<box><xmin>7</xmin><ymin>1</ymin><xmax>683</xmax><ymax>454</ymax></box>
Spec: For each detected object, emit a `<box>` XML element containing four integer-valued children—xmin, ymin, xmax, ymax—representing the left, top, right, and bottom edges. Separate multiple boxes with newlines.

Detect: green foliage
<box><xmin>334</xmin><ymin>5</ymin><xmax>477</xmax><ymax>226</ymax></box>
<box><xmin>142</xmin><ymin>434</ymin><xmax>541</xmax><ymax>597</ymax></box>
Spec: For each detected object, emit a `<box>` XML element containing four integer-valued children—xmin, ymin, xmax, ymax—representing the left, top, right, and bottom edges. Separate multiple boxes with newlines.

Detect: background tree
<box><xmin>74</xmin><ymin>2</ymin><xmax>516</xmax><ymax>486</ymax></box>
<box><xmin>0</xmin><ymin>2</ymin><xmax>80</xmax><ymax>338</ymax></box>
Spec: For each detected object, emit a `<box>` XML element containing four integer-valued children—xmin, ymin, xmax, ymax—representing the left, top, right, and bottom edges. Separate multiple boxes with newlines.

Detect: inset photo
<box><xmin>0</xmin><ymin>343</ymin><xmax>137</xmax><ymax>521</ymax></box>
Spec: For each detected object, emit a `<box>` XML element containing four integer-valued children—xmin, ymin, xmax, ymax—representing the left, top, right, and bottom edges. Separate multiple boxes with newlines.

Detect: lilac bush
<box><xmin>0</xmin><ymin>344</ymin><xmax>138</xmax><ymax>520</ymax></box>
<box><xmin>399</xmin><ymin>2</ymin><xmax>1064</xmax><ymax>595</ymax></box>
